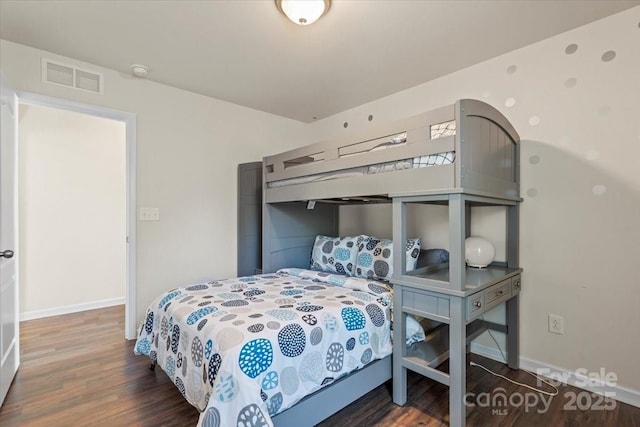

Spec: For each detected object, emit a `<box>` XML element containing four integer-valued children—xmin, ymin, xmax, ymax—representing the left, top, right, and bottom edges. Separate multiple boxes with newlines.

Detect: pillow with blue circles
<box><xmin>356</xmin><ymin>236</ymin><xmax>422</xmax><ymax>281</ymax></box>
<box><xmin>310</xmin><ymin>235</ymin><xmax>364</xmax><ymax>276</ymax></box>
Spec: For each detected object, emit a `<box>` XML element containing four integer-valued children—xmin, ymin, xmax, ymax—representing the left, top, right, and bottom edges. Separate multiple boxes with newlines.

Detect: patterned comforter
<box><xmin>134</xmin><ymin>268</ymin><xmax>393</xmax><ymax>427</ymax></box>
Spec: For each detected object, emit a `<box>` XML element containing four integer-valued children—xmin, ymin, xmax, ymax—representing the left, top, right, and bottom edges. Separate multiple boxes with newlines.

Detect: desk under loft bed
<box><xmin>262</xmin><ymin>99</ymin><xmax>522</xmax><ymax>427</ymax></box>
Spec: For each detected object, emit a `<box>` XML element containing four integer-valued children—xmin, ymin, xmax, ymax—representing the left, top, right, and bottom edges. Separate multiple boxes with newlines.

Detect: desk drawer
<box><xmin>484</xmin><ymin>279</ymin><xmax>511</xmax><ymax>307</ymax></box>
<box><xmin>466</xmin><ymin>293</ymin><xmax>484</xmax><ymax>321</ymax></box>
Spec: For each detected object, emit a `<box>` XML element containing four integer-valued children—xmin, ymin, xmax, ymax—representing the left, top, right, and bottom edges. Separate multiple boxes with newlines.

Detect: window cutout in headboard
<box><xmin>430</xmin><ymin>120</ymin><xmax>456</xmax><ymax>140</ymax></box>
<box><xmin>283</xmin><ymin>152</ymin><xmax>324</xmax><ymax>169</ymax></box>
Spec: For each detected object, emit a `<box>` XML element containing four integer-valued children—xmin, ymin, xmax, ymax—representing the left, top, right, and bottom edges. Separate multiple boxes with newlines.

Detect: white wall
<box><xmin>339</xmin><ymin>204</ymin><xmax>507</xmax><ymax>261</ymax></box>
<box><xmin>1</xmin><ymin>39</ymin><xmax>309</xmax><ymax>328</ymax></box>
<box><xmin>19</xmin><ymin>104</ymin><xmax>126</xmax><ymax>315</ymax></box>
<box><xmin>328</xmin><ymin>8</ymin><xmax>640</xmax><ymax>393</ymax></box>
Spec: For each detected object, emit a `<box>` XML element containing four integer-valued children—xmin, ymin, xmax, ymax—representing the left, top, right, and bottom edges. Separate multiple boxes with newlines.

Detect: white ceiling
<box><xmin>1</xmin><ymin>1</ymin><xmax>637</xmax><ymax>123</ymax></box>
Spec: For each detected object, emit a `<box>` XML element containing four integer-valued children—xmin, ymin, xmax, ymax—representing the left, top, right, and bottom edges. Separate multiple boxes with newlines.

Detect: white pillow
<box><xmin>405</xmin><ymin>315</ymin><xmax>426</xmax><ymax>346</ymax></box>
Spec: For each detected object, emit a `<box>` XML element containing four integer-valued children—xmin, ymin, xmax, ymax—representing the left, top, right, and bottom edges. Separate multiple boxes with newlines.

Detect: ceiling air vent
<box><xmin>42</xmin><ymin>58</ymin><xmax>103</xmax><ymax>95</ymax></box>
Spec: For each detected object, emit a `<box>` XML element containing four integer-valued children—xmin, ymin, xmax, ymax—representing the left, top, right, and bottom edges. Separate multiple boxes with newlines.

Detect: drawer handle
<box><xmin>514</xmin><ymin>281</ymin><xmax>521</xmax><ymax>289</ymax></box>
<box><xmin>495</xmin><ymin>290</ymin><xmax>504</xmax><ymax>297</ymax></box>
<box><xmin>473</xmin><ymin>301</ymin><xmax>482</xmax><ymax>308</ymax></box>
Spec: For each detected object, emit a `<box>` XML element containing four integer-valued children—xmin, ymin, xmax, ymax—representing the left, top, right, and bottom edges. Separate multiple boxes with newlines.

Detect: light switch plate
<box><xmin>139</xmin><ymin>207</ymin><xmax>160</xmax><ymax>221</ymax></box>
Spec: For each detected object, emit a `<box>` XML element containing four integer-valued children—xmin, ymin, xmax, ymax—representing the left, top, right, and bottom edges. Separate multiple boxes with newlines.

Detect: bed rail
<box><xmin>264</xmin><ymin>104</ymin><xmax>455</xmax><ymax>183</ymax></box>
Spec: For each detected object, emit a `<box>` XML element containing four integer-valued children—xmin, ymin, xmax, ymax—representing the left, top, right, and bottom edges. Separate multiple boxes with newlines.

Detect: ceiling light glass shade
<box><xmin>276</xmin><ymin>0</ymin><xmax>330</xmax><ymax>26</ymax></box>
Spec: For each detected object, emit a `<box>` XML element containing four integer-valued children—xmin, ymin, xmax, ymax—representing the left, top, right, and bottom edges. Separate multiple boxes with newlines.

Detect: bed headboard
<box><xmin>262</xmin><ymin>202</ymin><xmax>338</xmax><ymax>273</ymax></box>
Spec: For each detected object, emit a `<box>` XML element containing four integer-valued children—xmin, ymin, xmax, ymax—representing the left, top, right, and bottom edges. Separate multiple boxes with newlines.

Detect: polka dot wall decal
<box><xmin>505</xmin><ymin>97</ymin><xmax>516</xmax><ymax>108</ymax></box>
<box><xmin>565</xmin><ymin>44</ymin><xmax>578</xmax><ymax>54</ymax></box>
<box><xmin>601</xmin><ymin>50</ymin><xmax>616</xmax><ymax>62</ymax></box>
<box><xmin>592</xmin><ymin>185</ymin><xmax>607</xmax><ymax>196</ymax></box>
<box><xmin>564</xmin><ymin>77</ymin><xmax>577</xmax><ymax>88</ymax></box>
<box><xmin>526</xmin><ymin>188</ymin><xmax>538</xmax><ymax>197</ymax></box>
<box><xmin>529</xmin><ymin>155</ymin><xmax>540</xmax><ymax>165</ymax></box>
<box><xmin>597</xmin><ymin>106</ymin><xmax>612</xmax><ymax>117</ymax></box>
<box><xmin>507</xmin><ymin>65</ymin><xmax>517</xmax><ymax>75</ymax></box>
<box><xmin>528</xmin><ymin>116</ymin><xmax>541</xmax><ymax>126</ymax></box>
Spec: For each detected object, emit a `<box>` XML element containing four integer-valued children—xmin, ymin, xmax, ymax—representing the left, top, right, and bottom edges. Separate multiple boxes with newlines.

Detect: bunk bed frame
<box><xmin>264</xmin><ymin>99</ymin><xmax>519</xmax><ymax>204</ymax></box>
<box><xmin>263</xmin><ymin>99</ymin><xmax>522</xmax><ymax>427</ymax></box>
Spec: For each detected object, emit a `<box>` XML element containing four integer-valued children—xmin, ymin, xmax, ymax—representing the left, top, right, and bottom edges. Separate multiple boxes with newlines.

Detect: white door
<box><xmin>0</xmin><ymin>72</ymin><xmax>19</xmax><ymax>406</ymax></box>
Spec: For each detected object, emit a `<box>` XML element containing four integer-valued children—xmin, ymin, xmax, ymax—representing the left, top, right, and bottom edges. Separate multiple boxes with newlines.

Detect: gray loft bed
<box><xmin>264</xmin><ymin>99</ymin><xmax>520</xmax><ymax>204</ymax></box>
<box><xmin>262</xmin><ymin>99</ymin><xmax>521</xmax><ymax>427</ymax></box>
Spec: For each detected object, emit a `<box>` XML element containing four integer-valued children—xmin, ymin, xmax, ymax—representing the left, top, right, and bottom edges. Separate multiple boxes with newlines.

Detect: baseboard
<box><xmin>20</xmin><ymin>297</ymin><xmax>125</xmax><ymax>322</ymax></box>
<box><xmin>470</xmin><ymin>342</ymin><xmax>640</xmax><ymax>409</ymax></box>
<box><xmin>470</xmin><ymin>342</ymin><xmax>507</xmax><ymax>364</ymax></box>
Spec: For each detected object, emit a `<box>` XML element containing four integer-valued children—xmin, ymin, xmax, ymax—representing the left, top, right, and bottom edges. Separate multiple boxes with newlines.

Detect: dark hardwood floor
<box><xmin>0</xmin><ymin>305</ymin><xmax>637</xmax><ymax>426</ymax></box>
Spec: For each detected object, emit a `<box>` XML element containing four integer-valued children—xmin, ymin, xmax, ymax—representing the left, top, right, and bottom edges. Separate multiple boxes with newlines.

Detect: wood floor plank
<box><xmin>0</xmin><ymin>305</ymin><xmax>637</xmax><ymax>426</ymax></box>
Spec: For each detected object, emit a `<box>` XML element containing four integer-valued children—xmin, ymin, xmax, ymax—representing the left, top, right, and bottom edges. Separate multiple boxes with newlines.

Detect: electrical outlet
<box><xmin>548</xmin><ymin>314</ymin><xmax>564</xmax><ymax>334</ymax></box>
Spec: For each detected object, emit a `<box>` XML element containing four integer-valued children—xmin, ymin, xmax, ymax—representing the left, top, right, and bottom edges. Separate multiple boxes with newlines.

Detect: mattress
<box><xmin>267</xmin><ymin>152</ymin><xmax>455</xmax><ymax>189</ymax></box>
<box><xmin>134</xmin><ymin>268</ymin><xmax>393</xmax><ymax>427</ymax></box>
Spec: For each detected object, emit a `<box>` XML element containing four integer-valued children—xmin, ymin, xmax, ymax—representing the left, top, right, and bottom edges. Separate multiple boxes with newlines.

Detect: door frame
<box><xmin>18</xmin><ymin>91</ymin><xmax>138</xmax><ymax>339</ymax></box>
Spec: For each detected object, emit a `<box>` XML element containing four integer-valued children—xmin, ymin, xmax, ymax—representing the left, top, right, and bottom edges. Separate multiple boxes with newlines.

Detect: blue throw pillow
<box><xmin>355</xmin><ymin>237</ymin><xmax>422</xmax><ymax>281</ymax></box>
<box><xmin>310</xmin><ymin>235</ymin><xmax>363</xmax><ymax>276</ymax></box>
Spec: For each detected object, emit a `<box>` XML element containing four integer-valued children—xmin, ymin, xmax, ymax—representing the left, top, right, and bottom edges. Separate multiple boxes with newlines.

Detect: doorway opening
<box><xmin>18</xmin><ymin>92</ymin><xmax>137</xmax><ymax>339</ymax></box>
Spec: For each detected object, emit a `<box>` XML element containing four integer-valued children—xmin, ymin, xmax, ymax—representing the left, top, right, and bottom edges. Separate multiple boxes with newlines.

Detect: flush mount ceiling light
<box><xmin>275</xmin><ymin>0</ymin><xmax>331</xmax><ymax>26</ymax></box>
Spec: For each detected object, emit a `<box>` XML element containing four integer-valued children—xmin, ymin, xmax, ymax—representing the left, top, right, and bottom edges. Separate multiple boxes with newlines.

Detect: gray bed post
<box><xmin>261</xmin><ymin>180</ymin><xmax>271</xmax><ymax>273</ymax></box>
<box><xmin>448</xmin><ymin>194</ymin><xmax>466</xmax><ymax>292</ymax></box>
<box><xmin>506</xmin><ymin>295</ymin><xmax>520</xmax><ymax>369</ymax></box>
<box><xmin>448</xmin><ymin>194</ymin><xmax>467</xmax><ymax>427</ymax></box>
<box><xmin>392</xmin><ymin>198</ymin><xmax>408</xmax><ymax>405</ymax></box>
<box><xmin>464</xmin><ymin>202</ymin><xmax>471</xmax><ymax>355</ymax></box>
<box><xmin>506</xmin><ymin>203</ymin><xmax>520</xmax><ymax>369</ymax></box>
<box><xmin>449</xmin><ymin>296</ymin><xmax>466</xmax><ymax>427</ymax></box>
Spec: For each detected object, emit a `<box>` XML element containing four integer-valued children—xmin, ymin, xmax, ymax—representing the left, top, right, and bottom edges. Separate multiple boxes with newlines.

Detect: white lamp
<box><xmin>276</xmin><ymin>0</ymin><xmax>331</xmax><ymax>26</ymax></box>
<box><xmin>465</xmin><ymin>236</ymin><xmax>495</xmax><ymax>268</ymax></box>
